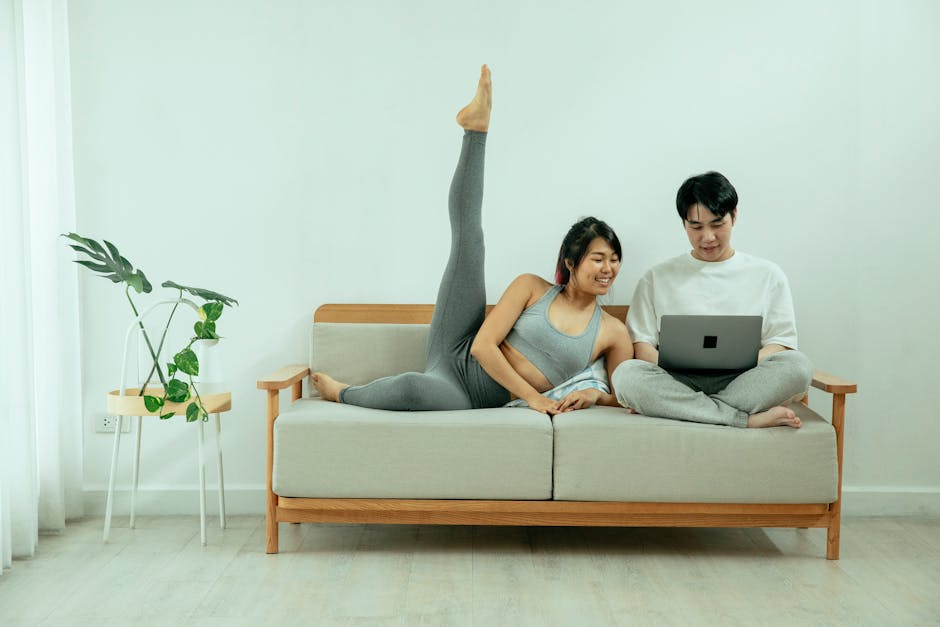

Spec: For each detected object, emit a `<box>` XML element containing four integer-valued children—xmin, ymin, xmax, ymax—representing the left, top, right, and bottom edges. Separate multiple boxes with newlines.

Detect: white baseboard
<box><xmin>841</xmin><ymin>486</ymin><xmax>940</xmax><ymax>516</ymax></box>
<box><xmin>83</xmin><ymin>484</ymin><xmax>266</xmax><ymax>516</ymax></box>
<box><xmin>83</xmin><ymin>485</ymin><xmax>940</xmax><ymax>518</ymax></box>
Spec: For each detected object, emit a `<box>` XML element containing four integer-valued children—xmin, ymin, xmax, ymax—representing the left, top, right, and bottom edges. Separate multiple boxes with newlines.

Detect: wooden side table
<box><xmin>104</xmin><ymin>387</ymin><xmax>232</xmax><ymax>546</ymax></box>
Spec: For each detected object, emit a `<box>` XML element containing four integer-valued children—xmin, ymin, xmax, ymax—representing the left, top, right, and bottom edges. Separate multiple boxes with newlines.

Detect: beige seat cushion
<box><xmin>552</xmin><ymin>403</ymin><xmax>838</xmax><ymax>503</ymax></box>
<box><xmin>309</xmin><ymin>323</ymin><xmax>429</xmax><ymax>395</ymax></box>
<box><xmin>274</xmin><ymin>399</ymin><xmax>553</xmax><ymax>500</ymax></box>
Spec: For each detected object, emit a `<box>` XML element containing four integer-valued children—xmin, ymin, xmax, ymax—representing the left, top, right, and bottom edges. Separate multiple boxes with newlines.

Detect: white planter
<box><xmin>193</xmin><ymin>338</ymin><xmax>225</xmax><ymax>394</ymax></box>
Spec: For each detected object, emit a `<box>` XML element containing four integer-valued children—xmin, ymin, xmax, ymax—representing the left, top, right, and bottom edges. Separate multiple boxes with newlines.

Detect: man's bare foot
<box><xmin>312</xmin><ymin>372</ymin><xmax>349</xmax><ymax>403</ymax></box>
<box><xmin>747</xmin><ymin>406</ymin><xmax>802</xmax><ymax>428</ymax></box>
<box><xmin>456</xmin><ymin>64</ymin><xmax>492</xmax><ymax>131</ymax></box>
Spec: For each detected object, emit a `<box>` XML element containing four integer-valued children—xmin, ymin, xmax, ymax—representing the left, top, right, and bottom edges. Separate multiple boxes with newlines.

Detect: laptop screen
<box><xmin>658</xmin><ymin>315</ymin><xmax>762</xmax><ymax>372</ymax></box>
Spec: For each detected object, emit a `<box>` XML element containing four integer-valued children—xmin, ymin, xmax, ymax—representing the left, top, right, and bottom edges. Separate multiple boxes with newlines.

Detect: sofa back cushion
<box><xmin>306</xmin><ymin>303</ymin><xmax>629</xmax><ymax>398</ymax></box>
<box><xmin>309</xmin><ymin>322</ymin><xmax>429</xmax><ymax>396</ymax></box>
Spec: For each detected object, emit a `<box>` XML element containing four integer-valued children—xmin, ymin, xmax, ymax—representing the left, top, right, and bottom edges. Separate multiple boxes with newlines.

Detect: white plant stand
<box><xmin>102</xmin><ymin>298</ymin><xmax>231</xmax><ymax>546</ymax></box>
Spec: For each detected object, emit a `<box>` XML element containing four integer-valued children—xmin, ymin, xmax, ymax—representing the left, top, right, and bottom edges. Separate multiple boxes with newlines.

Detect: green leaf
<box><xmin>193</xmin><ymin>320</ymin><xmax>217</xmax><ymax>339</ymax></box>
<box><xmin>126</xmin><ymin>273</ymin><xmax>144</xmax><ymax>293</ymax></box>
<box><xmin>74</xmin><ymin>259</ymin><xmax>111</xmax><ymax>273</ymax></box>
<box><xmin>162</xmin><ymin>281</ymin><xmax>238</xmax><ymax>307</ymax></box>
<box><xmin>174</xmin><ymin>348</ymin><xmax>199</xmax><ymax>376</ymax></box>
<box><xmin>200</xmin><ymin>302</ymin><xmax>224</xmax><ymax>322</ymax></box>
<box><xmin>167</xmin><ymin>362</ymin><xmax>178</xmax><ymax>377</ymax></box>
<box><xmin>160</xmin><ymin>410</ymin><xmax>175</xmax><ymax>420</ymax></box>
<box><xmin>166</xmin><ymin>379</ymin><xmax>190</xmax><ymax>403</ymax></box>
<box><xmin>68</xmin><ymin>243</ymin><xmax>98</xmax><ymax>258</ymax></box>
<box><xmin>63</xmin><ymin>233</ymin><xmax>101</xmax><ymax>255</ymax></box>
<box><xmin>62</xmin><ymin>233</ymin><xmax>152</xmax><ymax>293</ymax></box>
<box><xmin>186</xmin><ymin>402</ymin><xmax>200</xmax><ymax>422</ymax></box>
<box><xmin>103</xmin><ymin>240</ymin><xmax>123</xmax><ymax>265</ymax></box>
<box><xmin>137</xmin><ymin>270</ymin><xmax>152</xmax><ymax>293</ymax></box>
<box><xmin>144</xmin><ymin>395</ymin><xmax>164</xmax><ymax>412</ymax></box>
<box><xmin>85</xmin><ymin>238</ymin><xmax>107</xmax><ymax>255</ymax></box>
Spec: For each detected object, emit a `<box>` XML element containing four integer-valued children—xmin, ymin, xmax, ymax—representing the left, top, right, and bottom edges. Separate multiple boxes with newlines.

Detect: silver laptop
<box><xmin>658</xmin><ymin>315</ymin><xmax>762</xmax><ymax>373</ymax></box>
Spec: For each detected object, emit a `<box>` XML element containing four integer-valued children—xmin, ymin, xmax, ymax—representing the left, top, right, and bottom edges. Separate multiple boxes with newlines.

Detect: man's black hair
<box><xmin>675</xmin><ymin>171</ymin><xmax>738</xmax><ymax>221</ymax></box>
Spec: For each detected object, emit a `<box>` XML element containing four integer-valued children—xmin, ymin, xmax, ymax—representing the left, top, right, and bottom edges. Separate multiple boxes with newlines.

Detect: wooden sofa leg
<box><xmin>827</xmin><ymin>512</ymin><xmax>841</xmax><ymax>560</ymax></box>
<box><xmin>266</xmin><ymin>389</ymin><xmax>280</xmax><ymax>554</ymax></box>
<box><xmin>827</xmin><ymin>392</ymin><xmax>846</xmax><ymax>560</ymax></box>
<box><xmin>266</xmin><ymin>508</ymin><xmax>279</xmax><ymax>554</ymax></box>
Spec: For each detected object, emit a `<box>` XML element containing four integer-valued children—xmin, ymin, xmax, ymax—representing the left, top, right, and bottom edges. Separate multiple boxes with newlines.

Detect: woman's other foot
<box><xmin>312</xmin><ymin>372</ymin><xmax>349</xmax><ymax>402</ymax></box>
<box><xmin>747</xmin><ymin>406</ymin><xmax>802</xmax><ymax>428</ymax></box>
<box><xmin>456</xmin><ymin>64</ymin><xmax>492</xmax><ymax>131</ymax></box>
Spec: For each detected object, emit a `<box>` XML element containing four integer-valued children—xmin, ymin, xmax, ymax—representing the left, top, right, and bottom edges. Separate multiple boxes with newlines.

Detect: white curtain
<box><xmin>0</xmin><ymin>0</ymin><xmax>82</xmax><ymax>574</ymax></box>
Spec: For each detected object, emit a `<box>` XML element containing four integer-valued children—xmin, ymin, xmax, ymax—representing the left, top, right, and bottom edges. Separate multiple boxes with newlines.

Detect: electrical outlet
<box><xmin>96</xmin><ymin>415</ymin><xmax>131</xmax><ymax>434</ymax></box>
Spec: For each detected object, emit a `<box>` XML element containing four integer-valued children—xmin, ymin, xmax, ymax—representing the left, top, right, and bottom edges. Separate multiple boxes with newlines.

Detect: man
<box><xmin>612</xmin><ymin>171</ymin><xmax>813</xmax><ymax>428</ymax></box>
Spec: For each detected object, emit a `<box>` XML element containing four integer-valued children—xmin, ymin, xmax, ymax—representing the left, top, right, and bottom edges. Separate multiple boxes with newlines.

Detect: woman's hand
<box><xmin>557</xmin><ymin>388</ymin><xmax>602</xmax><ymax>412</ymax></box>
<box><xmin>526</xmin><ymin>395</ymin><xmax>562</xmax><ymax>416</ymax></box>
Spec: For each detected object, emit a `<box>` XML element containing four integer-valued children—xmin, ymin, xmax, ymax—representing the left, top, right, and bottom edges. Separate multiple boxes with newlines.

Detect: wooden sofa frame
<box><xmin>258</xmin><ymin>304</ymin><xmax>857</xmax><ymax>559</ymax></box>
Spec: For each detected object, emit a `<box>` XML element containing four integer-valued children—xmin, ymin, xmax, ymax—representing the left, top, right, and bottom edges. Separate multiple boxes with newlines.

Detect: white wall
<box><xmin>67</xmin><ymin>0</ymin><xmax>940</xmax><ymax>515</ymax></box>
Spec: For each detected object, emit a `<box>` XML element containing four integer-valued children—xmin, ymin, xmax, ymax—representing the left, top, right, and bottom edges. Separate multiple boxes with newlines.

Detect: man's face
<box><xmin>684</xmin><ymin>204</ymin><xmax>736</xmax><ymax>262</ymax></box>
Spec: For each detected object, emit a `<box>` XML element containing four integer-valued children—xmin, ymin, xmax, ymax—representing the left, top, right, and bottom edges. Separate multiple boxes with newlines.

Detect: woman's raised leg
<box><xmin>425</xmin><ymin>65</ymin><xmax>492</xmax><ymax>369</ymax></box>
<box><xmin>313</xmin><ymin>65</ymin><xmax>494</xmax><ymax>409</ymax></box>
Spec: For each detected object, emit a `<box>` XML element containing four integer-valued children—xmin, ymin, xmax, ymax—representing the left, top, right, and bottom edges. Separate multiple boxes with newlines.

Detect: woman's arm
<box><xmin>558</xmin><ymin>315</ymin><xmax>633</xmax><ymax>411</ymax></box>
<box><xmin>470</xmin><ymin>274</ymin><xmax>559</xmax><ymax>413</ymax></box>
<box><xmin>596</xmin><ymin>317</ymin><xmax>633</xmax><ymax>407</ymax></box>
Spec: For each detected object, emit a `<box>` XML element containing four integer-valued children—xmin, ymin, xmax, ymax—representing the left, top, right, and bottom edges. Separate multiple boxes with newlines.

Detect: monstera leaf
<box><xmin>161</xmin><ymin>281</ymin><xmax>238</xmax><ymax>307</ymax></box>
<box><xmin>63</xmin><ymin>233</ymin><xmax>152</xmax><ymax>294</ymax></box>
<box><xmin>62</xmin><ymin>233</ymin><xmax>237</xmax><ymax>422</ymax></box>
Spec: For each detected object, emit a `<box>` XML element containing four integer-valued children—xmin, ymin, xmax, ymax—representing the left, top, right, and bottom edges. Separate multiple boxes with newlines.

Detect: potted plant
<box><xmin>64</xmin><ymin>233</ymin><xmax>237</xmax><ymax>422</ymax></box>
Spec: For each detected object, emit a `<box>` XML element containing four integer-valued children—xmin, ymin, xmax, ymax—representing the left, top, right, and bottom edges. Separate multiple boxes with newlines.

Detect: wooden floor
<box><xmin>0</xmin><ymin>516</ymin><xmax>937</xmax><ymax>626</ymax></box>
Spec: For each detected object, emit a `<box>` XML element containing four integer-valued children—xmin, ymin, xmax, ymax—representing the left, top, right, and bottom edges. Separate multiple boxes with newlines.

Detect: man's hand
<box><xmin>557</xmin><ymin>388</ymin><xmax>602</xmax><ymax>413</ymax></box>
<box><xmin>758</xmin><ymin>344</ymin><xmax>788</xmax><ymax>362</ymax></box>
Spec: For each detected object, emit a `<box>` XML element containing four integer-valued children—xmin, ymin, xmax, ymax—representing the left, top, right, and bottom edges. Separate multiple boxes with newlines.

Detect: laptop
<box><xmin>657</xmin><ymin>315</ymin><xmax>762</xmax><ymax>373</ymax></box>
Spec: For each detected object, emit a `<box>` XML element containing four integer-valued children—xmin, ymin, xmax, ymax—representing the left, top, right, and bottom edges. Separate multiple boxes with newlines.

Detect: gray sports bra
<box><xmin>503</xmin><ymin>284</ymin><xmax>603</xmax><ymax>387</ymax></box>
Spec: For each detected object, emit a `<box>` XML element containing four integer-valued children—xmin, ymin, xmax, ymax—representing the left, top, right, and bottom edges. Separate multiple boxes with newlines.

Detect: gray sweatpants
<box><xmin>611</xmin><ymin>351</ymin><xmax>814</xmax><ymax>427</ymax></box>
<box><xmin>339</xmin><ymin>131</ymin><xmax>510</xmax><ymax>410</ymax></box>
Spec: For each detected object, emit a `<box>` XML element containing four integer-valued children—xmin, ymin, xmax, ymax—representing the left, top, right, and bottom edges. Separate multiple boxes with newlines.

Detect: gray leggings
<box><xmin>339</xmin><ymin>131</ymin><xmax>510</xmax><ymax>410</ymax></box>
<box><xmin>611</xmin><ymin>351</ymin><xmax>814</xmax><ymax>427</ymax></box>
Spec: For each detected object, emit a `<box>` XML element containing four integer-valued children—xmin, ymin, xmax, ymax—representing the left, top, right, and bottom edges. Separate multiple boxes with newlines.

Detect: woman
<box><xmin>313</xmin><ymin>65</ymin><xmax>633</xmax><ymax>415</ymax></box>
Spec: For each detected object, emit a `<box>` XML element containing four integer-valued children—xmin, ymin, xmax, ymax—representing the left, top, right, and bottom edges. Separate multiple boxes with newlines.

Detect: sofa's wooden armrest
<box><xmin>257</xmin><ymin>364</ymin><xmax>310</xmax><ymax>390</ymax></box>
<box><xmin>811</xmin><ymin>370</ymin><xmax>857</xmax><ymax>395</ymax></box>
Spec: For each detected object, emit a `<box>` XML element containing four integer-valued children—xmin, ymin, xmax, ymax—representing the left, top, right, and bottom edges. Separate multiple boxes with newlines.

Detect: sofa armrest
<box><xmin>257</xmin><ymin>364</ymin><xmax>310</xmax><ymax>391</ymax></box>
<box><xmin>260</xmin><ymin>363</ymin><xmax>310</xmax><ymax>554</ymax></box>
<box><xmin>811</xmin><ymin>370</ymin><xmax>857</xmax><ymax>395</ymax></box>
<box><xmin>808</xmin><ymin>369</ymin><xmax>856</xmax><ymax>559</ymax></box>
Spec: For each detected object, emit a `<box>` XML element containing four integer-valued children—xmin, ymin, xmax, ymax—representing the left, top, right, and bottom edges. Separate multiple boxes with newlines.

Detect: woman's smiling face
<box><xmin>567</xmin><ymin>237</ymin><xmax>620</xmax><ymax>294</ymax></box>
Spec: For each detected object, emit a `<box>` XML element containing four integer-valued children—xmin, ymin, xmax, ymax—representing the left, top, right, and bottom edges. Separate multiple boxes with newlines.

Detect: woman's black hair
<box><xmin>675</xmin><ymin>171</ymin><xmax>738</xmax><ymax>221</ymax></box>
<box><xmin>554</xmin><ymin>217</ymin><xmax>622</xmax><ymax>285</ymax></box>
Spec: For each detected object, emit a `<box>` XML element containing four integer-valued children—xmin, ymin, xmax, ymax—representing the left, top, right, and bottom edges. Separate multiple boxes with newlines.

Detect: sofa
<box><xmin>257</xmin><ymin>304</ymin><xmax>857</xmax><ymax>559</ymax></box>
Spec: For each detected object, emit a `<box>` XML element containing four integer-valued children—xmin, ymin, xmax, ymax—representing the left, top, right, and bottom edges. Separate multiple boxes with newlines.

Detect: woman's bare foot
<box><xmin>456</xmin><ymin>64</ymin><xmax>492</xmax><ymax>131</ymax></box>
<box><xmin>747</xmin><ymin>406</ymin><xmax>802</xmax><ymax>428</ymax></box>
<box><xmin>312</xmin><ymin>372</ymin><xmax>349</xmax><ymax>403</ymax></box>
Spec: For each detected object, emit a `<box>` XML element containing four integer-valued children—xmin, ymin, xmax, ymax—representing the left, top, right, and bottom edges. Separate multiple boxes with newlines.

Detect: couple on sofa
<box><xmin>312</xmin><ymin>65</ymin><xmax>812</xmax><ymax>429</ymax></box>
